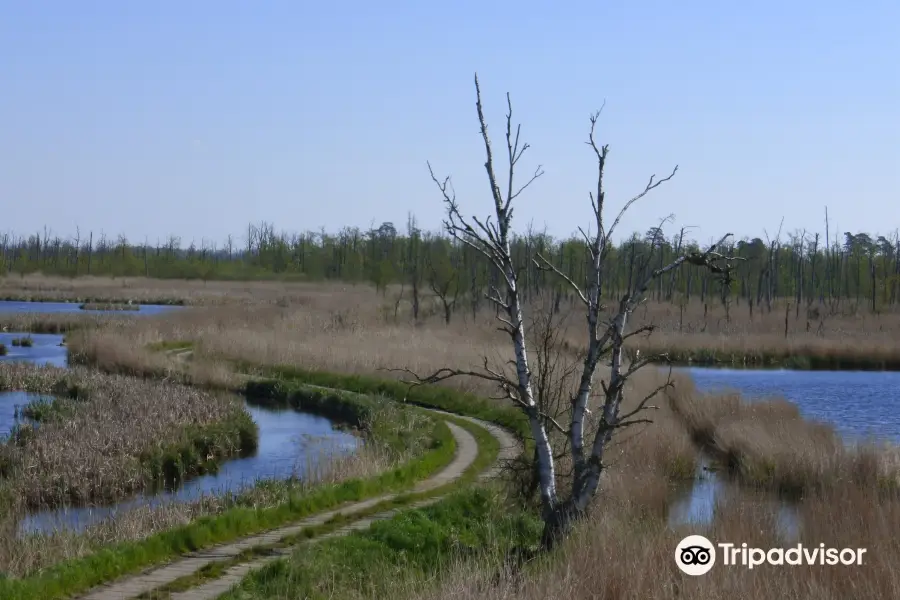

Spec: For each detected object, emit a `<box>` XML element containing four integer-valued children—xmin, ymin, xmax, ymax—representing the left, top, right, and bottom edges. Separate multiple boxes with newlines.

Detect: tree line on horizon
<box><xmin>2</xmin><ymin>218</ymin><xmax>899</xmax><ymax>315</ymax></box>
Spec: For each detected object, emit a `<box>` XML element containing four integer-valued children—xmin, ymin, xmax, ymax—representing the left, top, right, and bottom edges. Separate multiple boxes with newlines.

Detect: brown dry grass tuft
<box><xmin>666</xmin><ymin>377</ymin><xmax>899</xmax><ymax>496</ymax></box>
<box><xmin>0</xmin><ymin>273</ymin><xmax>390</xmax><ymax>307</ymax></box>
<box><xmin>0</xmin><ymin>363</ymin><xmax>254</xmax><ymax>509</ymax></box>
<box><xmin>0</xmin><ymin>312</ymin><xmax>115</xmax><ymax>334</ymax></box>
<box><xmin>626</xmin><ymin>299</ymin><xmax>900</xmax><ymax>368</ymax></box>
<box><xmin>393</xmin><ymin>474</ymin><xmax>900</xmax><ymax>600</ymax></box>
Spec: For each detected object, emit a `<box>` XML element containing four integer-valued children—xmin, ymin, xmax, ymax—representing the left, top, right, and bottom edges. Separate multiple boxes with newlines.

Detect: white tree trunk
<box><xmin>506</xmin><ymin>267</ymin><xmax>558</xmax><ymax>516</ymax></box>
<box><xmin>573</xmin><ymin>311</ymin><xmax>627</xmax><ymax>511</ymax></box>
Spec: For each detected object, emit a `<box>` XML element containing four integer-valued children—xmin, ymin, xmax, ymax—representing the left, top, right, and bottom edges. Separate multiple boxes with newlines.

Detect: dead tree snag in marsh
<box><xmin>395</xmin><ymin>74</ymin><xmax>739</xmax><ymax>549</ymax></box>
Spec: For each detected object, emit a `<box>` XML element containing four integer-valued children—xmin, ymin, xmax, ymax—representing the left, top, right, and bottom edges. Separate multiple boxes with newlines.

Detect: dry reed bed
<box><xmin>0</xmin><ymin>363</ymin><xmax>254</xmax><ymax>510</ymax></box>
<box><xmin>44</xmin><ymin>281</ymin><xmax>900</xmax><ymax>597</ymax></box>
<box><xmin>401</xmin><ymin>482</ymin><xmax>900</xmax><ymax>600</ymax></box>
<box><xmin>0</xmin><ymin>274</ymin><xmax>392</xmax><ymax>307</ymax></box>
<box><xmin>623</xmin><ymin>299</ymin><xmax>900</xmax><ymax>368</ymax></box>
<box><xmin>373</xmin><ymin>376</ymin><xmax>900</xmax><ymax>600</ymax></box>
<box><xmin>0</xmin><ymin>312</ymin><xmax>119</xmax><ymax>335</ymax></box>
<box><xmin>26</xmin><ymin>274</ymin><xmax>900</xmax><ymax>367</ymax></box>
<box><xmin>666</xmin><ymin>378</ymin><xmax>900</xmax><ymax>497</ymax></box>
<box><xmin>627</xmin><ymin>297</ymin><xmax>900</xmax><ymax>337</ymax></box>
<box><xmin>0</xmin><ymin>399</ymin><xmax>422</xmax><ymax>578</ymax></box>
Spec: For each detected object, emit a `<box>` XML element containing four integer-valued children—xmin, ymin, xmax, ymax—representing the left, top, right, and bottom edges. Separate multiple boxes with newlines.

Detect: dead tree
<box><xmin>425</xmin><ymin>245</ymin><xmax>460</xmax><ymax>324</ymax></box>
<box><xmin>398</xmin><ymin>75</ymin><xmax>738</xmax><ymax>548</ymax></box>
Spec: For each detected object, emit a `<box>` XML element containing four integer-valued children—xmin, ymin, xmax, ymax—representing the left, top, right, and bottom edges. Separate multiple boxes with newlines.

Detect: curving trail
<box><xmin>76</xmin><ymin>398</ymin><xmax>519</xmax><ymax>600</ymax></box>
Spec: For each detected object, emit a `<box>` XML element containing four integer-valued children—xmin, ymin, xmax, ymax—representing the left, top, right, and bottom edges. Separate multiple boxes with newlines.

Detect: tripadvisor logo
<box><xmin>675</xmin><ymin>535</ymin><xmax>867</xmax><ymax>575</ymax></box>
<box><xmin>676</xmin><ymin>535</ymin><xmax>716</xmax><ymax>575</ymax></box>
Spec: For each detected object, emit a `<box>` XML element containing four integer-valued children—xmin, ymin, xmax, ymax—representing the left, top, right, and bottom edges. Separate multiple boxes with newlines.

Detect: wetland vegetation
<box><xmin>0</xmin><ymin>269</ymin><xmax>888</xmax><ymax>599</ymax></box>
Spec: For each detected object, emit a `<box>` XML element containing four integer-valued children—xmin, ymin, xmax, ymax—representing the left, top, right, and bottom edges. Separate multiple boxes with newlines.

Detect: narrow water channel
<box><xmin>0</xmin><ymin>391</ymin><xmax>360</xmax><ymax>535</ymax></box>
<box><xmin>0</xmin><ymin>321</ymin><xmax>359</xmax><ymax>536</ymax></box>
<box><xmin>17</xmin><ymin>399</ymin><xmax>359</xmax><ymax>535</ymax></box>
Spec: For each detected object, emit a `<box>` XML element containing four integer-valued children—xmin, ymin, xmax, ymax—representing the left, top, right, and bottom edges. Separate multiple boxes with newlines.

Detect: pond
<box><xmin>667</xmin><ymin>367</ymin><xmax>900</xmax><ymax>533</ymax></box>
<box><xmin>0</xmin><ymin>392</ymin><xmax>359</xmax><ymax>535</ymax></box>
<box><xmin>667</xmin><ymin>452</ymin><xmax>800</xmax><ymax>541</ymax></box>
<box><xmin>0</xmin><ymin>390</ymin><xmax>50</xmax><ymax>441</ymax></box>
<box><xmin>0</xmin><ymin>300</ymin><xmax>184</xmax><ymax>315</ymax></box>
<box><xmin>675</xmin><ymin>367</ymin><xmax>900</xmax><ymax>443</ymax></box>
<box><xmin>0</xmin><ymin>332</ymin><xmax>67</xmax><ymax>367</ymax></box>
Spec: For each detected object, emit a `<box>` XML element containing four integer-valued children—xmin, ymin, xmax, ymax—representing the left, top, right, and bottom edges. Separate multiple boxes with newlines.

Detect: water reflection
<box><xmin>668</xmin><ymin>453</ymin><xmax>800</xmax><ymax>541</ymax></box>
<box><xmin>0</xmin><ymin>300</ymin><xmax>184</xmax><ymax>315</ymax></box>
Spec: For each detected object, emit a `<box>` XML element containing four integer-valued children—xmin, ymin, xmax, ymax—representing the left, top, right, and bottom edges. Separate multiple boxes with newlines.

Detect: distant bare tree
<box><xmin>397</xmin><ymin>74</ymin><xmax>738</xmax><ymax>547</ymax></box>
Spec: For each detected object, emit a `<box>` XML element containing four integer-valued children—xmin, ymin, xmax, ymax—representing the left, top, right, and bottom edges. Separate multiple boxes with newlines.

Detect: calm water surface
<box><xmin>0</xmin><ymin>300</ymin><xmax>183</xmax><ymax>315</ymax></box>
<box><xmin>0</xmin><ymin>391</ymin><xmax>48</xmax><ymax>441</ymax></box>
<box><xmin>0</xmin><ymin>332</ymin><xmax>67</xmax><ymax>367</ymax></box>
<box><xmin>676</xmin><ymin>367</ymin><xmax>900</xmax><ymax>442</ymax></box>
<box><xmin>668</xmin><ymin>367</ymin><xmax>900</xmax><ymax>530</ymax></box>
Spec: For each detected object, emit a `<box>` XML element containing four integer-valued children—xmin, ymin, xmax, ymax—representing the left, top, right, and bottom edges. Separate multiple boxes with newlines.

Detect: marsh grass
<box><xmin>0</xmin><ymin>394</ymin><xmax>436</xmax><ymax>578</ymax></box>
<box><xmin>79</xmin><ymin>302</ymin><xmax>141</xmax><ymax>311</ymax></box>
<box><xmin>666</xmin><ymin>377</ymin><xmax>900</xmax><ymax>498</ymax></box>
<box><xmin>218</xmin><ymin>488</ymin><xmax>543</xmax><ymax>600</ymax></box>
<box><xmin>10</xmin><ymin>336</ymin><xmax>33</xmax><ymax>347</ymax></box>
<box><xmin>392</xmin><ymin>482</ymin><xmax>900</xmax><ymax>600</ymax></box>
<box><xmin>11</xmin><ymin>277</ymin><xmax>900</xmax><ymax>598</ymax></box>
<box><xmin>0</xmin><ymin>363</ymin><xmax>257</xmax><ymax>511</ymax></box>
<box><xmin>0</xmin><ymin>312</ymin><xmax>115</xmax><ymax>334</ymax></box>
<box><xmin>624</xmin><ymin>298</ymin><xmax>900</xmax><ymax>370</ymax></box>
<box><xmin>0</xmin><ymin>274</ymin><xmax>392</xmax><ymax>307</ymax></box>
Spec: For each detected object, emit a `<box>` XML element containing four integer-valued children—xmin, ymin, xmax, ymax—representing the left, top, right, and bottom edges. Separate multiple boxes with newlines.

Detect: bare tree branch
<box><xmin>533</xmin><ymin>254</ymin><xmax>589</xmax><ymax>306</ymax></box>
<box><xmin>605</xmin><ymin>166</ymin><xmax>679</xmax><ymax>247</ymax></box>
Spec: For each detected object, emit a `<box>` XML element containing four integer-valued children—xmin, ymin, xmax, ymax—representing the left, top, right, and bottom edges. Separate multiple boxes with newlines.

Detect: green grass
<box><xmin>0</xmin><ymin>365</ymin><xmax>521</xmax><ymax>600</ymax></box>
<box><xmin>0</xmin><ymin>343</ymin><xmax>6</xmax><ymax>356</ymax></box>
<box><xmin>219</xmin><ymin>487</ymin><xmax>542</xmax><ymax>600</ymax></box>
<box><xmin>255</xmin><ymin>364</ymin><xmax>531</xmax><ymax>444</ymax></box>
<box><xmin>134</xmin><ymin>412</ymin><xmax>502</xmax><ymax>599</ymax></box>
<box><xmin>18</xmin><ymin>394</ymin><xmax>63</xmax><ymax>421</ymax></box>
<box><xmin>10</xmin><ymin>337</ymin><xmax>34</xmax><ymax>348</ymax></box>
<box><xmin>0</xmin><ymin>387</ymin><xmax>457</xmax><ymax>600</ymax></box>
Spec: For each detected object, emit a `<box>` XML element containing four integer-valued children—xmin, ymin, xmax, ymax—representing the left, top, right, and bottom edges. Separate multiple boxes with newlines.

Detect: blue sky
<box><xmin>1</xmin><ymin>1</ymin><xmax>897</xmax><ymax>247</ymax></box>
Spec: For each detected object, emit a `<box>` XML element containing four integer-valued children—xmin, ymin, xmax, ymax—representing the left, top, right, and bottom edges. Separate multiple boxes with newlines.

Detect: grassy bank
<box><xmin>0</xmin><ymin>380</ymin><xmax>458</xmax><ymax>598</ymax></box>
<box><xmin>0</xmin><ymin>363</ymin><xmax>257</xmax><ymax>510</ymax></box>
<box><xmin>131</xmin><ymin>406</ymin><xmax>504</xmax><ymax>600</ymax></box>
<box><xmin>259</xmin><ymin>365</ymin><xmax>530</xmax><ymax>442</ymax></box>
<box><xmin>665</xmin><ymin>377</ymin><xmax>900</xmax><ymax>498</ymax></box>
<box><xmin>220</xmin><ymin>488</ymin><xmax>541</xmax><ymax>600</ymax></box>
